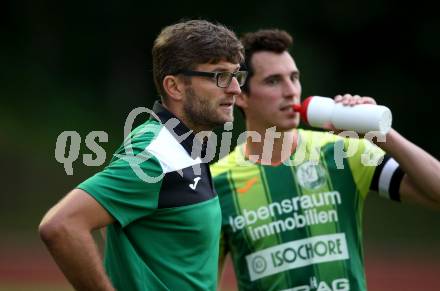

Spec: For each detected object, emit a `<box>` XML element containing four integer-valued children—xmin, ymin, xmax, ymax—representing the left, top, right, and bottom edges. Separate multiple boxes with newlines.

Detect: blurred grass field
<box><xmin>1</xmin><ymin>246</ymin><xmax>439</xmax><ymax>291</ymax></box>
<box><xmin>0</xmin><ymin>284</ymin><xmax>73</xmax><ymax>291</ymax></box>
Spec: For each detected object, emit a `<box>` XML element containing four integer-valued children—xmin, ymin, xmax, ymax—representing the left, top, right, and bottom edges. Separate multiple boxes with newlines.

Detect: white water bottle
<box><xmin>293</xmin><ymin>96</ymin><xmax>392</xmax><ymax>135</ymax></box>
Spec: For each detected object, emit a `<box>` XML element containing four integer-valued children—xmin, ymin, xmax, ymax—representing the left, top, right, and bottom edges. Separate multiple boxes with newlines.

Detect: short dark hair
<box><xmin>152</xmin><ymin>19</ymin><xmax>244</xmax><ymax>99</ymax></box>
<box><xmin>240</xmin><ymin>29</ymin><xmax>293</xmax><ymax>93</ymax></box>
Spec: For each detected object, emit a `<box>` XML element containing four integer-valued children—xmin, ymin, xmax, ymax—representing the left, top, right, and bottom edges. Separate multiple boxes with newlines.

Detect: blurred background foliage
<box><xmin>1</xmin><ymin>0</ymin><xmax>439</xmax><ymax>289</ymax></box>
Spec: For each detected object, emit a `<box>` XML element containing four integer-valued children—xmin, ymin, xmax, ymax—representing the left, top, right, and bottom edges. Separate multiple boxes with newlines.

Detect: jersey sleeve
<box><xmin>369</xmin><ymin>156</ymin><xmax>404</xmax><ymax>201</ymax></box>
<box><xmin>78</xmin><ymin>128</ymin><xmax>164</xmax><ymax>227</ymax></box>
<box><xmin>344</xmin><ymin>138</ymin><xmax>386</xmax><ymax>200</ymax></box>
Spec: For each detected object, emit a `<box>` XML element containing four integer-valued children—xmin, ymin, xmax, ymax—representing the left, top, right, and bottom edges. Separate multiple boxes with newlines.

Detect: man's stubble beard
<box><xmin>183</xmin><ymin>86</ymin><xmax>229</xmax><ymax>129</ymax></box>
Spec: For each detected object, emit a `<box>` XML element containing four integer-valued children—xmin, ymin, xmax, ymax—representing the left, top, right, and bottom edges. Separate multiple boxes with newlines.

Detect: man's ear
<box><xmin>163</xmin><ymin>75</ymin><xmax>185</xmax><ymax>101</ymax></box>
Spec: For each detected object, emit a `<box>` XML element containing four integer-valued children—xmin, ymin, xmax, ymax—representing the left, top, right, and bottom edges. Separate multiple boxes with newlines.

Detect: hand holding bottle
<box><xmin>293</xmin><ymin>95</ymin><xmax>392</xmax><ymax>135</ymax></box>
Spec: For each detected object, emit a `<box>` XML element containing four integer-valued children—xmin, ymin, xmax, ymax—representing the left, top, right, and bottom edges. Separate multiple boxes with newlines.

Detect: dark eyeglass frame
<box><xmin>177</xmin><ymin>69</ymin><xmax>248</xmax><ymax>88</ymax></box>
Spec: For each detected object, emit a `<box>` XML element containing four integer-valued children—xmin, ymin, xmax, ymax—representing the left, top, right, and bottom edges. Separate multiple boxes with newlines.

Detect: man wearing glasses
<box><xmin>39</xmin><ymin>19</ymin><xmax>245</xmax><ymax>291</ymax></box>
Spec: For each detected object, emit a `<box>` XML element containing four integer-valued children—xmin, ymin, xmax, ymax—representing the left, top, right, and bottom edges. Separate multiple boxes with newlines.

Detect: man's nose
<box><xmin>225</xmin><ymin>77</ymin><xmax>242</xmax><ymax>95</ymax></box>
<box><xmin>284</xmin><ymin>80</ymin><xmax>300</xmax><ymax>98</ymax></box>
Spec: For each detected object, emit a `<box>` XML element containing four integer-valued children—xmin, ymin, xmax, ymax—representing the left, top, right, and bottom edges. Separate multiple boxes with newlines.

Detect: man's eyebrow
<box><xmin>292</xmin><ymin>70</ymin><xmax>300</xmax><ymax>76</ymax></box>
<box><xmin>263</xmin><ymin>73</ymin><xmax>282</xmax><ymax>80</ymax></box>
<box><xmin>210</xmin><ymin>65</ymin><xmax>241</xmax><ymax>72</ymax></box>
<box><xmin>263</xmin><ymin>70</ymin><xmax>300</xmax><ymax>80</ymax></box>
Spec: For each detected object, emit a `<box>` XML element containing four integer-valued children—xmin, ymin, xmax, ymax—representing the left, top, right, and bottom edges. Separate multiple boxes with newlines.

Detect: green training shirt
<box><xmin>211</xmin><ymin>129</ymin><xmax>385</xmax><ymax>291</ymax></box>
<box><xmin>78</xmin><ymin>102</ymin><xmax>221</xmax><ymax>291</ymax></box>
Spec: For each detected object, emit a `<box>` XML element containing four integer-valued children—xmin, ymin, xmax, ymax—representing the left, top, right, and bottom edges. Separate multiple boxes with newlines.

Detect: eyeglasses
<box><xmin>177</xmin><ymin>69</ymin><xmax>248</xmax><ymax>88</ymax></box>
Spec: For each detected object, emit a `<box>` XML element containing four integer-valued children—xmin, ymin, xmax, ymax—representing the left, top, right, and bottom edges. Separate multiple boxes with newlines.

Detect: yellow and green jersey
<box><xmin>211</xmin><ymin>129</ymin><xmax>388</xmax><ymax>291</ymax></box>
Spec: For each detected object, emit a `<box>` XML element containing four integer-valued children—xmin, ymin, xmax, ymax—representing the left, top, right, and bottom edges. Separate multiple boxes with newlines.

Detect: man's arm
<box><xmin>377</xmin><ymin>129</ymin><xmax>440</xmax><ymax>209</ymax></box>
<box><xmin>39</xmin><ymin>189</ymin><xmax>116</xmax><ymax>291</ymax></box>
<box><xmin>333</xmin><ymin>94</ymin><xmax>440</xmax><ymax>209</ymax></box>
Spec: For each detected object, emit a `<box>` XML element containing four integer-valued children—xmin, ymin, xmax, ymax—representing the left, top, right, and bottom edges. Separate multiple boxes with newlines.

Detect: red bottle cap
<box><xmin>292</xmin><ymin>96</ymin><xmax>314</xmax><ymax>124</ymax></box>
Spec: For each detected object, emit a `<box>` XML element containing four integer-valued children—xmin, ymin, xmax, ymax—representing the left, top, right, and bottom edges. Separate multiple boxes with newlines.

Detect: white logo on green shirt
<box><xmin>189</xmin><ymin>177</ymin><xmax>201</xmax><ymax>190</ymax></box>
<box><xmin>296</xmin><ymin>162</ymin><xmax>326</xmax><ymax>190</ymax></box>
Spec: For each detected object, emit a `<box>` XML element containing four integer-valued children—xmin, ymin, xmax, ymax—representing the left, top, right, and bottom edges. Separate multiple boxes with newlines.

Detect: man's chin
<box><xmin>217</xmin><ymin>117</ymin><xmax>234</xmax><ymax>126</ymax></box>
<box><xmin>225</xmin><ymin>115</ymin><xmax>234</xmax><ymax>123</ymax></box>
<box><xmin>218</xmin><ymin>111</ymin><xmax>234</xmax><ymax>123</ymax></box>
<box><xmin>202</xmin><ymin>114</ymin><xmax>234</xmax><ymax>129</ymax></box>
<box><xmin>277</xmin><ymin>121</ymin><xmax>299</xmax><ymax>131</ymax></box>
